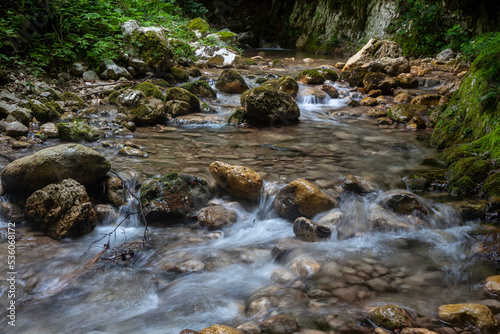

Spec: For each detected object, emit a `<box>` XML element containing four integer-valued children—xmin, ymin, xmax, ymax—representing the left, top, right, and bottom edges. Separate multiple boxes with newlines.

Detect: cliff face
<box><xmin>201</xmin><ymin>0</ymin><xmax>500</xmax><ymax>54</ymax></box>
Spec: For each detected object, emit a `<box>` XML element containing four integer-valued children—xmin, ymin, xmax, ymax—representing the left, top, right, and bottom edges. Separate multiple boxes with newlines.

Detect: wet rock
<box><xmin>360</xmin><ymin>97</ymin><xmax>378</xmax><ymax>106</ymax></box>
<box><xmin>367</xmin><ymin>89</ymin><xmax>383</xmax><ymax>98</ymax></box>
<box><xmin>11</xmin><ymin>141</ymin><xmax>31</xmax><ymax>150</ymax></box>
<box><xmin>105</xmin><ymin>176</ymin><xmax>124</xmax><ymax>207</ymax></box>
<box><xmin>376</xmin><ymin>117</ymin><xmax>393</xmax><ymax>125</ymax></box>
<box><xmin>5</xmin><ymin>121</ymin><xmax>29</xmax><ymax>137</ymax></box>
<box><xmin>215</xmin><ymin>69</ymin><xmax>249</xmax><ymax>94</ymax></box>
<box><xmin>163</xmin><ymin>259</ymin><xmax>205</xmax><ymax>273</ymax></box>
<box><xmin>262</xmin><ymin>76</ymin><xmax>299</xmax><ymax>96</ymax></box>
<box><xmin>117</xmin><ymin>90</ymin><xmax>167</xmax><ymax>126</ymax></box>
<box><xmin>363</xmin><ymin>73</ymin><xmax>397</xmax><ymax>95</ymax></box>
<box><xmin>293</xmin><ymin>217</ymin><xmax>332</xmax><ymax>242</ymax></box>
<box><xmin>407</xmin><ymin>116</ymin><xmax>426</xmax><ymax>130</ymax></box>
<box><xmin>246</xmin><ymin>285</ymin><xmax>307</xmax><ymax>316</ymax></box>
<box><xmin>394</xmin><ymin>93</ymin><xmax>412</xmax><ymax>104</ymax></box>
<box><xmin>0</xmin><ymin>201</ymin><xmax>24</xmax><ymax>222</ymax></box>
<box><xmin>241</xmin><ymin>86</ymin><xmax>300</xmax><ymax>126</ymax></box>
<box><xmin>395</xmin><ymin>74</ymin><xmax>419</xmax><ymax>89</ymax></box>
<box><xmin>181</xmin><ymin>81</ymin><xmax>217</xmax><ymax>98</ymax></box>
<box><xmin>299</xmin><ymin>87</ymin><xmax>326</xmax><ymax>100</ymax></box>
<box><xmin>82</xmin><ymin>70</ymin><xmax>98</xmax><ymax>82</ymax></box>
<box><xmin>436</xmin><ymin>303</ymin><xmax>498</xmax><ymax>333</ymax></box>
<box><xmin>25</xmin><ymin>179</ymin><xmax>97</xmax><ymax>239</ymax></box>
<box><xmin>169</xmin><ymin>67</ymin><xmax>189</xmax><ymax>83</ymax></box>
<box><xmin>370</xmin><ymin>304</ymin><xmax>412</xmax><ymax>331</ymax></box>
<box><xmin>165</xmin><ymin>87</ymin><xmax>200</xmax><ymax>113</ymax></box>
<box><xmin>197</xmin><ymin>206</ymin><xmax>238</xmax><ymax>230</ymax></box>
<box><xmin>94</xmin><ymin>204</ymin><xmax>119</xmax><ymax>223</ymax></box>
<box><xmin>260</xmin><ymin>315</ymin><xmax>298</xmax><ymax>334</ymax></box>
<box><xmin>118</xmin><ymin>146</ymin><xmax>147</xmax><ymax>158</ymax></box>
<box><xmin>321</xmin><ymin>84</ymin><xmax>338</xmax><ymax>98</ymax></box>
<box><xmin>99</xmin><ymin>59</ymin><xmax>132</xmax><ymax>81</ymax></box>
<box><xmin>139</xmin><ymin>172</ymin><xmax>211</xmax><ymax>224</ymax></box>
<box><xmin>271</xmin><ymin>238</ymin><xmax>303</xmax><ymax>261</ymax></box>
<box><xmin>402</xmin><ymin>175</ymin><xmax>431</xmax><ymax>193</ymax></box>
<box><xmin>317</xmin><ymin>210</ymin><xmax>343</xmax><ymax>227</ymax></box>
<box><xmin>291</xmin><ymin>254</ymin><xmax>321</xmax><ymax>278</ymax></box>
<box><xmin>210</xmin><ymin>161</ymin><xmax>263</xmax><ymax>201</ymax></box>
<box><xmin>388</xmin><ymin>104</ymin><xmax>430</xmax><ymax>124</ymax></box>
<box><xmin>341</xmin><ymin>175</ymin><xmax>378</xmax><ymax>194</ymax></box>
<box><xmin>237</xmin><ymin>322</ymin><xmax>261</xmax><ymax>334</ymax></box>
<box><xmin>484</xmin><ymin>276</ymin><xmax>500</xmax><ymax>298</ymax></box>
<box><xmin>271</xmin><ymin>268</ymin><xmax>298</xmax><ymax>285</ymax></box>
<box><xmin>378</xmin><ymin>56</ymin><xmax>411</xmax><ymax>76</ymax></box>
<box><xmin>1</xmin><ymin>143</ymin><xmax>110</xmax><ymax>196</ymax></box>
<box><xmin>382</xmin><ymin>190</ymin><xmax>428</xmax><ymax>215</ymax></box>
<box><xmin>274</xmin><ymin>179</ymin><xmax>336</xmax><ymax>220</ymax></box>
<box><xmin>200</xmin><ymin>324</ymin><xmax>241</xmax><ymax>334</ymax></box>
<box><xmin>410</xmin><ymin>94</ymin><xmax>442</xmax><ymax>107</ymax></box>
<box><xmin>188</xmin><ymin>67</ymin><xmax>202</xmax><ymax>77</ymax></box>
<box><xmin>165</xmin><ymin>100</ymin><xmax>191</xmax><ymax>118</ymax></box>
<box><xmin>400</xmin><ymin>329</ymin><xmax>438</xmax><ymax>334</ymax></box>
<box><xmin>26</xmin><ymin>100</ymin><xmax>63</xmax><ymax>122</ymax></box>
<box><xmin>367</xmin><ymin>108</ymin><xmax>387</xmax><ymax>118</ymax></box>
<box><xmin>296</xmin><ymin>69</ymin><xmax>326</xmax><ymax>85</ymax></box>
<box><xmin>57</xmin><ymin>120</ymin><xmax>103</xmax><ymax>142</ymax></box>
<box><xmin>436</xmin><ymin>48</ymin><xmax>456</xmax><ymax>61</ymax></box>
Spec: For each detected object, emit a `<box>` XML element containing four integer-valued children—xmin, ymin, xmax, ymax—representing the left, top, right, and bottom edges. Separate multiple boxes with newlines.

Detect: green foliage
<box><xmin>387</xmin><ymin>0</ymin><xmax>472</xmax><ymax>56</ymax></box>
<box><xmin>0</xmin><ymin>0</ymin><xmax>207</xmax><ymax>74</ymax></box>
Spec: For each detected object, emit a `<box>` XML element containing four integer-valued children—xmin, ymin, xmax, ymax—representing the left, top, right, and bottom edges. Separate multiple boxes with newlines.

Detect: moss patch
<box><xmin>61</xmin><ymin>92</ymin><xmax>85</xmax><ymax>107</ymax></box>
<box><xmin>57</xmin><ymin>120</ymin><xmax>102</xmax><ymax>142</ymax></box>
<box><xmin>296</xmin><ymin>69</ymin><xmax>326</xmax><ymax>85</ymax></box>
<box><xmin>483</xmin><ymin>172</ymin><xmax>500</xmax><ymax>199</ymax></box>
<box><xmin>187</xmin><ymin>18</ymin><xmax>210</xmax><ymax>36</ymax></box>
<box><xmin>133</xmin><ymin>82</ymin><xmax>163</xmax><ymax>100</ymax></box>
<box><xmin>216</xmin><ymin>31</ymin><xmax>237</xmax><ymax>43</ymax></box>
<box><xmin>169</xmin><ymin>67</ymin><xmax>189</xmax><ymax>83</ymax></box>
<box><xmin>318</xmin><ymin>68</ymin><xmax>338</xmax><ymax>81</ymax></box>
<box><xmin>181</xmin><ymin>81</ymin><xmax>216</xmax><ymax>98</ymax></box>
<box><xmin>228</xmin><ymin>107</ymin><xmax>245</xmax><ymax>124</ymax></box>
<box><xmin>108</xmin><ymin>91</ymin><xmax>121</xmax><ymax>104</ymax></box>
<box><xmin>165</xmin><ymin>87</ymin><xmax>200</xmax><ymax>113</ymax></box>
<box><xmin>131</xmin><ymin>30</ymin><xmax>170</xmax><ymax>68</ymax></box>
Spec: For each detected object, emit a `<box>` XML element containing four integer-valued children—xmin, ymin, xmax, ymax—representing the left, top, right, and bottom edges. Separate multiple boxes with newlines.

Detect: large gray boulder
<box><xmin>241</xmin><ymin>86</ymin><xmax>300</xmax><ymax>126</ymax></box>
<box><xmin>99</xmin><ymin>59</ymin><xmax>132</xmax><ymax>81</ymax></box>
<box><xmin>1</xmin><ymin>144</ymin><xmax>110</xmax><ymax>196</ymax></box>
<box><xmin>25</xmin><ymin>179</ymin><xmax>97</xmax><ymax>239</ymax></box>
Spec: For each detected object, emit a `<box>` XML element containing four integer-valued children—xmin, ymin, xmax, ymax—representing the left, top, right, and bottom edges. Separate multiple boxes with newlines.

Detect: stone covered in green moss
<box><xmin>296</xmin><ymin>69</ymin><xmax>326</xmax><ymax>85</ymax></box>
<box><xmin>245</xmin><ymin>58</ymin><xmax>258</xmax><ymax>66</ymax></box>
<box><xmin>483</xmin><ymin>172</ymin><xmax>500</xmax><ymax>199</ymax></box>
<box><xmin>133</xmin><ymin>82</ymin><xmax>163</xmax><ymax>100</ymax></box>
<box><xmin>26</xmin><ymin>100</ymin><xmax>63</xmax><ymax>122</ymax></box>
<box><xmin>169</xmin><ymin>67</ymin><xmax>189</xmax><ymax>83</ymax></box>
<box><xmin>61</xmin><ymin>92</ymin><xmax>85</xmax><ymax>108</ymax></box>
<box><xmin>241</xmin><ymin>86</ymin><xmax>300</xmax><ymax>126</ymax></box>
<box><xmin>318</xmin><ymin>68</ymin><xmax>338</xmax><ymax>81</ymax></box>
<box><xmin>215</xmin><ymin>69</ymin><xmax>249</xmax><ymax>94</ymax></box>
<box><xmin>108</xmin><ymin>91</ymin><xmax>121</xmax><ymax>104</ymax></box>
<box><xmin>165</xmin><ymin>87</ymin><xmax>200</xmax><ymax>113</ymax></box>
<box><xmin>448</xmin><ymin>157</ymin><xmax>491</xmax><ymax>196</ymax></box>
<box><xmin>127</xmin><ymin>98</ymin><xmax>167</xmax><ymax>126</ymax></box>
<box><xmin>187</xmin><ymin>18</ymin><xmax>210</xmax><ymax>37</ymax></box>
<box><xmin>263</xmin><ymin>76</ymin><xmax>299</xmax><ymax>96</ymax></box>
<box><xmin>57</xmin><ymin>120</ymin><xmax>103</xmax><ymax>142</ymax></box>
<box><xmin>216</xmin><ymin>31</ymin><xmax>237</xmax><ymax>43</ymax></box>
<box><xmin>181</xmin><ymin>81</ymin><xmax>217</xmax><ymax>98</ymax></box>
<box><xmin>130</xmin><ymin>30</ymin><xmax>172</xmax><ymax>71</ymax></box>
<box><xmin>388</xmin><ymin>104</ymin><xmax>430</xmax><ymax>123</ymax></box>
<box><xmin>188</xmin><ymin>67</ymin><xmax>202</xmax><ymax>77</ymax></box>
<box><xmin>139</xmin><ymin>172</ymin><xmax>211</xmax><ymax>224</ymax></box>
<box><xmin>228</xmin><ymin>107</ymin><xmax>246</xmax><ymax>124</ymax></box>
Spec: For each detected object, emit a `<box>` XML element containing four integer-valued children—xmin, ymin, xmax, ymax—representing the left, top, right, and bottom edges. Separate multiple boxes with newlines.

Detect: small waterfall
<box><xmin>115</xmin><ymin>170</ymin><xmax>142</xmax><ymax>228</ymax></box>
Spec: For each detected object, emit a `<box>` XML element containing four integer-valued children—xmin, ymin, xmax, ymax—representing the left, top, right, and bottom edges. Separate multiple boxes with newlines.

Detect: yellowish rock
<box><xmin>485</xmin><ymin>275</ymin><xmax>500</xmax><ymax>297</ymax></box>
<box><xmin>200</xmin><ymin>324</ymin><xmax>242</xmax><ymax>334</ymax></box>
<box><xmin>436</xmin><ymin>303</ymin><xmax>498</xmax><ymax>332</ymax></box>
<box><xmin>210</xmin><ymin>161</ymin><xmax>263</xmax><ymax>201</ymax></box>
<box><xmin>401</xmin><ymin>328</ymin><xmax>438</xmax><ymax>334</ymax></box>
<box><xmin>369</xmin><ymin>304</ymin><xmax>412</xmax><ymax>330</ymax></box>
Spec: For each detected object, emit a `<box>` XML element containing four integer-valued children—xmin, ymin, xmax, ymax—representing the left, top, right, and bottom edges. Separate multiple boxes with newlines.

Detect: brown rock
<box><xmin>215</xmin><ymin>69</ymin><xmax>249</xmax><ymax>94</ymax></box>
<box><xmin>260</xmin><ymin>315</ymin><xmax>298</xmax><ymax>334</ymax></box>
<box><xmin>400</xmin><ymin>328</ymin><xmax>438</xmax><ymax>334</ymax></box>
<box><xmin>293</xmin><ymin>217</ymin><xmax>332</xmax><ymax>242</ymax></box>
<box><xmin>485</xmin><ymin>275</ymin><xmax>500</xmax><ymax>298</ymax></box>
<box><xmin>382</xmin><ymin>190</ymin><xmax>428</xmax><ymax>215</ymax></box>
<box><xmin>341</xmin><ymin>175</ymin><xmax>378</xmax><ymax>194</ymax></box>
<box><xmin>436</xmin><ymin>303</ymin><xmax>498</xmax><ymax>333</ymax></box>
<box><xmin>321</xmin><ymin>84</ymin><xmax>339</xmax><ymax>98</ymax></box>
<box><xmin>274</xmin><ymin>179</ymin><xmax>337</xmax><ymax>220</ymax></box>
<box><xmin>198</xmin><ymin>206</ymin><xmax>238</xmax><ymax>230</ymax></box>
<box><xmin>367</xmin><ymin>108</ymin><xmax>387</xmax><ymax>118</ymax></box>
<box><xmin>368</xmin><ymin>89</ymin><xmax>383</xmax><ymax>98</ymax></box>
<box><xmin>370</xmin><ymin>304</ymin><xmax>412</xmax><ymax>330</ymax></box>
<box><xmin>200</xmin><ymin>324</ymin><xmax>242</xmax><ymax>334</ymax></box>
<box><xmin>363</xmin><ymin>72</ymin><xmax>397</xmax><ymax>95</ymax></box>
<box><xmin>410</xmin><ymin>94</ymin><xmax>442</xmax><ymax>107</ymax></box>
<box><xmin>210</xmin><ymin>161</ymin><xmax>263</xmax><ymax>201</ymax></box>
<box><xmin>394</xmin><ymin>93</ymin><xmax>412</xmax><ymax>104</ymax></box>
<box><xmin>360</xmin><ymin>97</ymin><xmax>378</xmax><ymax>106</ymax></box>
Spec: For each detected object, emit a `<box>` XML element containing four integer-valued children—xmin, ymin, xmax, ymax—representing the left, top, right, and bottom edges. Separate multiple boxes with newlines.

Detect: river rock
<box><xmin>241</xmin><ymin>86</ymin><xmax>300</xmax><ymax>126</ymax></box>
<box><xmin>165</xmin><ymin>100</ymin><xmax>191</xmax><ymax>118</ymax></box>
<box><xmin>210</xmin><ymin>161</ymin><xmax>263</xmax><ymax>201</ymax></box>
<box><xmin>246</xmin><ymin>285</ymin><xmax>307</xmax><ymax>316</ymax></box>
<box><xmin>360</xmin><ymin>97</ymin><xmax>378</xmax><ymax>106</ymax></box>
<box><xmin>437</xmin><ymin>303</ymin><xmax>498</xmax><ymax>333</ymax></box>
<box><xmin>321</xmin><ymin>84</ymin><xmax>338</xmax><ymax>98</ymax></box>
<box><xmin>260</xmin><ymin>315</ymin><xmax>298</xmax><ymax>334</ymax></box>
<box><xmin>293</xmin><ymin>217</ymin><xmax>332</xmax><ymax>242</ymax></box>
<box><xmin>274</xmin><ymin>179</ymin><xmax>336</xmax><ymax>220</ymax></box>
<box><xmin>410</xmin><ymin>94</ymin><xmax>442</xmax><ymax>107</ymax></box>
<box><xmin>200</xmin><ymin>324</ymin><xmax>241</xmax><ymax>334</ymax></box>
<box><xmin>118</xmin><ymin>146</ymin><xmax>147</xmax><ymax>158</ymax></box>
<box><xmin>485</xmin><ymin>276</ymin><xmax>500</xmax><ymax>298</ymax></box>
<box><xmin>25</xmin><ymin>179</ymin><xmax>97</xmax><ymax>239</ymax></box>
<box><xmin>99</xmin><ymin>59</ymin><xmax>132</xmax><ymax>81</ymax></box>
<box><xmin>71</xmin><ymin>63</ymin><xmax>85</xmax><ymax>76</ymax></box>
<box><xmin>1</xmin><ymin>143</ymin><xmax>110</xmax><ymax>196</ymax></box>
<box><xmin>367</xmin><ymin>108</ymin><xmax>387</xmax><ymax>118</ymax></box>
<box><xmin>5</xmin><ymin>121</ymin><xmax>29</xmax><ymax>137</ymax></box>
<box><xmin>381</xmin><ymin>190</ymin><xmax>428</xmax><ymax>215</ymax></box>
<box><xmin>105</xmin><ymin>176</ymin><xmax>124</xmax><ymax>208</ymax></box>
<box><xmin>181</xmin><ymin>81</ymin><xmax>217</xmax><ymax>98</ymax></box>
<box><xmin>122</xmin><ymin>20</ymin><xmax>172</xmax><ymax>72</ymax></box>
<box><xmin>400</xmin><ymin>329</ymin><xmax>438</xmax><ymax>334</ymax></box>
<box><xmin>139</xmin><ymin>172</ymin><xmax>211</xmax><ymax>224</ymax></box>
<box><xmin>94</xmin><ymin>204</ymin><xmax>119</xmax><ymax>223</ymax></box>
<box><xmin>165</xmin><ymin>87</ymin><xmax>200</xmax><ymax>113</ymax></box>
<box><xmin>236</xmin><ymin>322</ymin><xmax>261</xmax><ymax>334</ymax></box>
<box><xmin>57</xmin><ymin>120</ymin><xmax>103</xmax><ymax>142</ymax></box>
<box><xmin>342</xmin><ymin>39</ymin><xmax>403</xmax><ymax>73</ymax></box>
<box><xmin>394</xmin><ymin>93</ymin><xmax>412</xmax><ymax>104</ymax></box>
<box><xmin>82</xmin><ymin>70</ymin><xmax>98</xmax><ymax>82</ymax></box>
<box><xmin>407</xmin><ymin>116</ymin><xmax>426</xmax><ymax>130</ymax></box>
<box><xmin>296</xmin><ymin>69</ymin><xmax>326</xmax><ymax>85</ymax></box>
<box><xmin>117</xmin><ymin>90</ymin><xmax>167</xmax><ymax>125</ymax></box>
<box><xmin>215</xmin><ymin>69</ymin><xmax>249</xmax><ymax>94</ymax></box>
<box><xmin>197</xmin><ymin>206</ymin><xmax>238</xmax><ymax>230</ymax></box>
<box><xmin>262</xmin><ymin>76</ymin><xmax>299</xmax><ymax>96</ymax></box>
<box><xmin>299</xmin><ymin>87</ymin><xmax>326</xmax><ymax>100</ymax></box>
<box><xmin>0</xmin><ymin>202</ymin><xmax>24</xmax><ymax>222</ymax></box>
<box><xmin>388</xmin><ymin>104</ymin><xmax>430</xmax><ymax>123</ymax></box>
<box><xmin>291</xmin><ymin>254</ymin><xmax>321</xmax><ymax>278</ymax></box>
<box><xmin>271</xmin><ymin>238</ymin><xmax>303</xmax><ymax>261</ymax></box>
<box><xmin>370</xmin><ymin>304</ymin><xmax>412</xmax><ymax>331</ymax></box>
<box><xmin>363</xmin><ymin>73</ymin><xmax>397</xmax><ymax>95</ymax></box>
<box><xmin>395</xmin><ymin>74</ymin><xmax>419</xmax><ymax>89</ymax></box>
<box><xmin>341</xmin><ymin>175</ymin><xmax>378</xmax><ymax>194</ymax></box>
<box><xmin>436</xmin><ymin>48</ymin><xmax>456</xmax><ymax>61</ymax></box>
<box><xmin>378</xmin><ymin>56</ymin><xmax>411</xmax><ymax>76</ymax></box>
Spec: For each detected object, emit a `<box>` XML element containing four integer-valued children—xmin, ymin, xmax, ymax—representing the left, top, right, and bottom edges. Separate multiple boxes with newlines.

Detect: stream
<box><xmin>0</xmin><ymin>50</ymin><xmax>496</xmax><ymax>334</ymax></box>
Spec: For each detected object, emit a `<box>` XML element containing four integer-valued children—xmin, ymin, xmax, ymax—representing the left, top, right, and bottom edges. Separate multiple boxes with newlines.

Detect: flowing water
<box><xmin>0</xmin><ymin>51</ymin><xmax>496</xmax><ymax>334</ymax></box>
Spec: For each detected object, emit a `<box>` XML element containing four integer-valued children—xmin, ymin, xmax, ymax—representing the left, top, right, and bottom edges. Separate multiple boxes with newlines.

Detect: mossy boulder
<box><xmin>26</xmin><ymin>100</ymin><xmax>63</xmax><ymax>122</ymax></box>
<box><xmin>344</xmin><ymin>66</ymin><xmax>369</xmax><ymax>87</ymax></box>
<box><xmin>215</xmin><ymin>69</ymin><xmax>249</xmax><ymax>94</ymax></box>
<box><xmin>181</xmin><ymin>81</ymin><xmax>217</xmax><ymax>98</ymax></box>
<box><xmin>108</xmin><ymin>91</ymin><xmax>121</xmax><ymax>104</ymax></box>
<box><xmin>25</xmin><ymin>179</ymin><xmax>97</xmax><ymax>239</ymax></box>
<box><xmin>216</xmin><ymin>31</ymin><xmax>237</xmax><ymax>43</ymax></box>
<box><xmin>169</xmin><ymin>67</ymin><xmax>189</xmax><ymax>83</ymax></box>
<box><xmin>133</xmin><ymin>82</ymin><xmax>163</xmax><ymax>100</ymax></box>
<box><xmin>200</xmin><ymin>324</ymin><xmax>241</xmax><ymax>334</ymax></box>
<box><xmin>363</xmin><ymin>72</ymin><xmax>397</xmax><ymax>94</ymax></box>
<box><xmin>127</xmin><ymin>98</ymin><xmax>166</xmax><ymax>126</ymax></box>
<box><xmin>139</xmin><ymin>172</ymin><xmax>211</xmax><ymax>224</ymax></box>
<box><xmin>318</xmin><ymin>68</ymin><xmax>338</xmax><ymax>81</ymax></box>
<box><xmin>388</xmin><ymin>104</ymin><xmax>430</xmax><ymax>123</ymax></box>
<box><xmin>381</xmin><ymin>190</ymin><xmax>428</xmax><ymax>215</ymax></box>
<box><xmin>0</xmin><ymin>102</ymin><xmax>31</xmax><ymax>125</ymax></box>
<box><xmin>244</xmin><ymin>58</ymin><xmax>258</xmax><ymax>66</ymax></box>
<box><xmin>410</xmin><ymin>94</ymin><xmax>442</xmax><ymax>107</ymax></box>
<box><xmin>188</xmin><ymin>67</ymin><xmax>202</xmax><ymax>77</ymax></box>
<box><xmin>274</xmin><ymin>179</ymin><xmax>337</xmax><ymax>220</ymax></box>
<box><xmin>228</xmin><ymin>107</ymin><xmax>245</xmax><ymax>124</ymax></box>
<box><xmin>241</xmin><ymin>86</ymin><xmax>300</xmax><ymax>126</ymax></box>
<box><xmin>165</xmin><ymin>87</ymin><xmax>200</xmax><ymax>113</ymax></box>
<box><xmin>209</xmin><ymin>161</ymin><xmax>263</xmax><ymax>201</ymax></box>
<box><xmin>447</xmin><ymin>157</ymin><xmax>490</xmax><ymax>196</ymax></box>
<box><xmin>369</xmin><ymin>304</ymin><xmax>412</xmax><ymax>331</ymax></box>
<box><xmin>187</xmin><ymin>18</ymin><xmax>210</xmax><ymax>37</ymax></box>
<box><xmin>165</xmin><ymin>100</ymin><xmax>191</xmax><ymax>118</ymax></box>
<box><xmin>57</xmin><ymin>120</ymin><xmax>103</xmax><ymax>142</ymax></box>
<box><xmin>61</xmin><ymin>92</ymin><xmax>85</xmax><ymax>108</ymax></box>
<box><xmin>483</xmin><ymin>172</ymin><xmax>500</xmax><ymax>199</ymax></box>
<box><xmin>437</xmin><ymin>303</ymin><xmax>498</xmax><ymax>333</ymax></box>
<box><xmin>0</xmin><ymin>143</ymin><xmax>110</xmax><ymax>196</ymax></box>
<box><xmin>296</xmin><ymin>69</ymin><xmax>326</xmax><ymax>85</ymax></box>
<box><xmin>263</xmin><ymin>76</ymin><xmax>299</xmax><ymax>96</ymax></box>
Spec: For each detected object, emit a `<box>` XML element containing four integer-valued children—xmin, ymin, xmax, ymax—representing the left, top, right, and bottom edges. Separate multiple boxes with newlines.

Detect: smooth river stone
<box><xmin>485</xmin><ymin>275</ymin><xmax>500</xmax><ymax>297</ymax></box>
<box><xmin>436</xmin><ymin>303</ymin><xmax>498</xmax><ymax>332</ymax></box>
